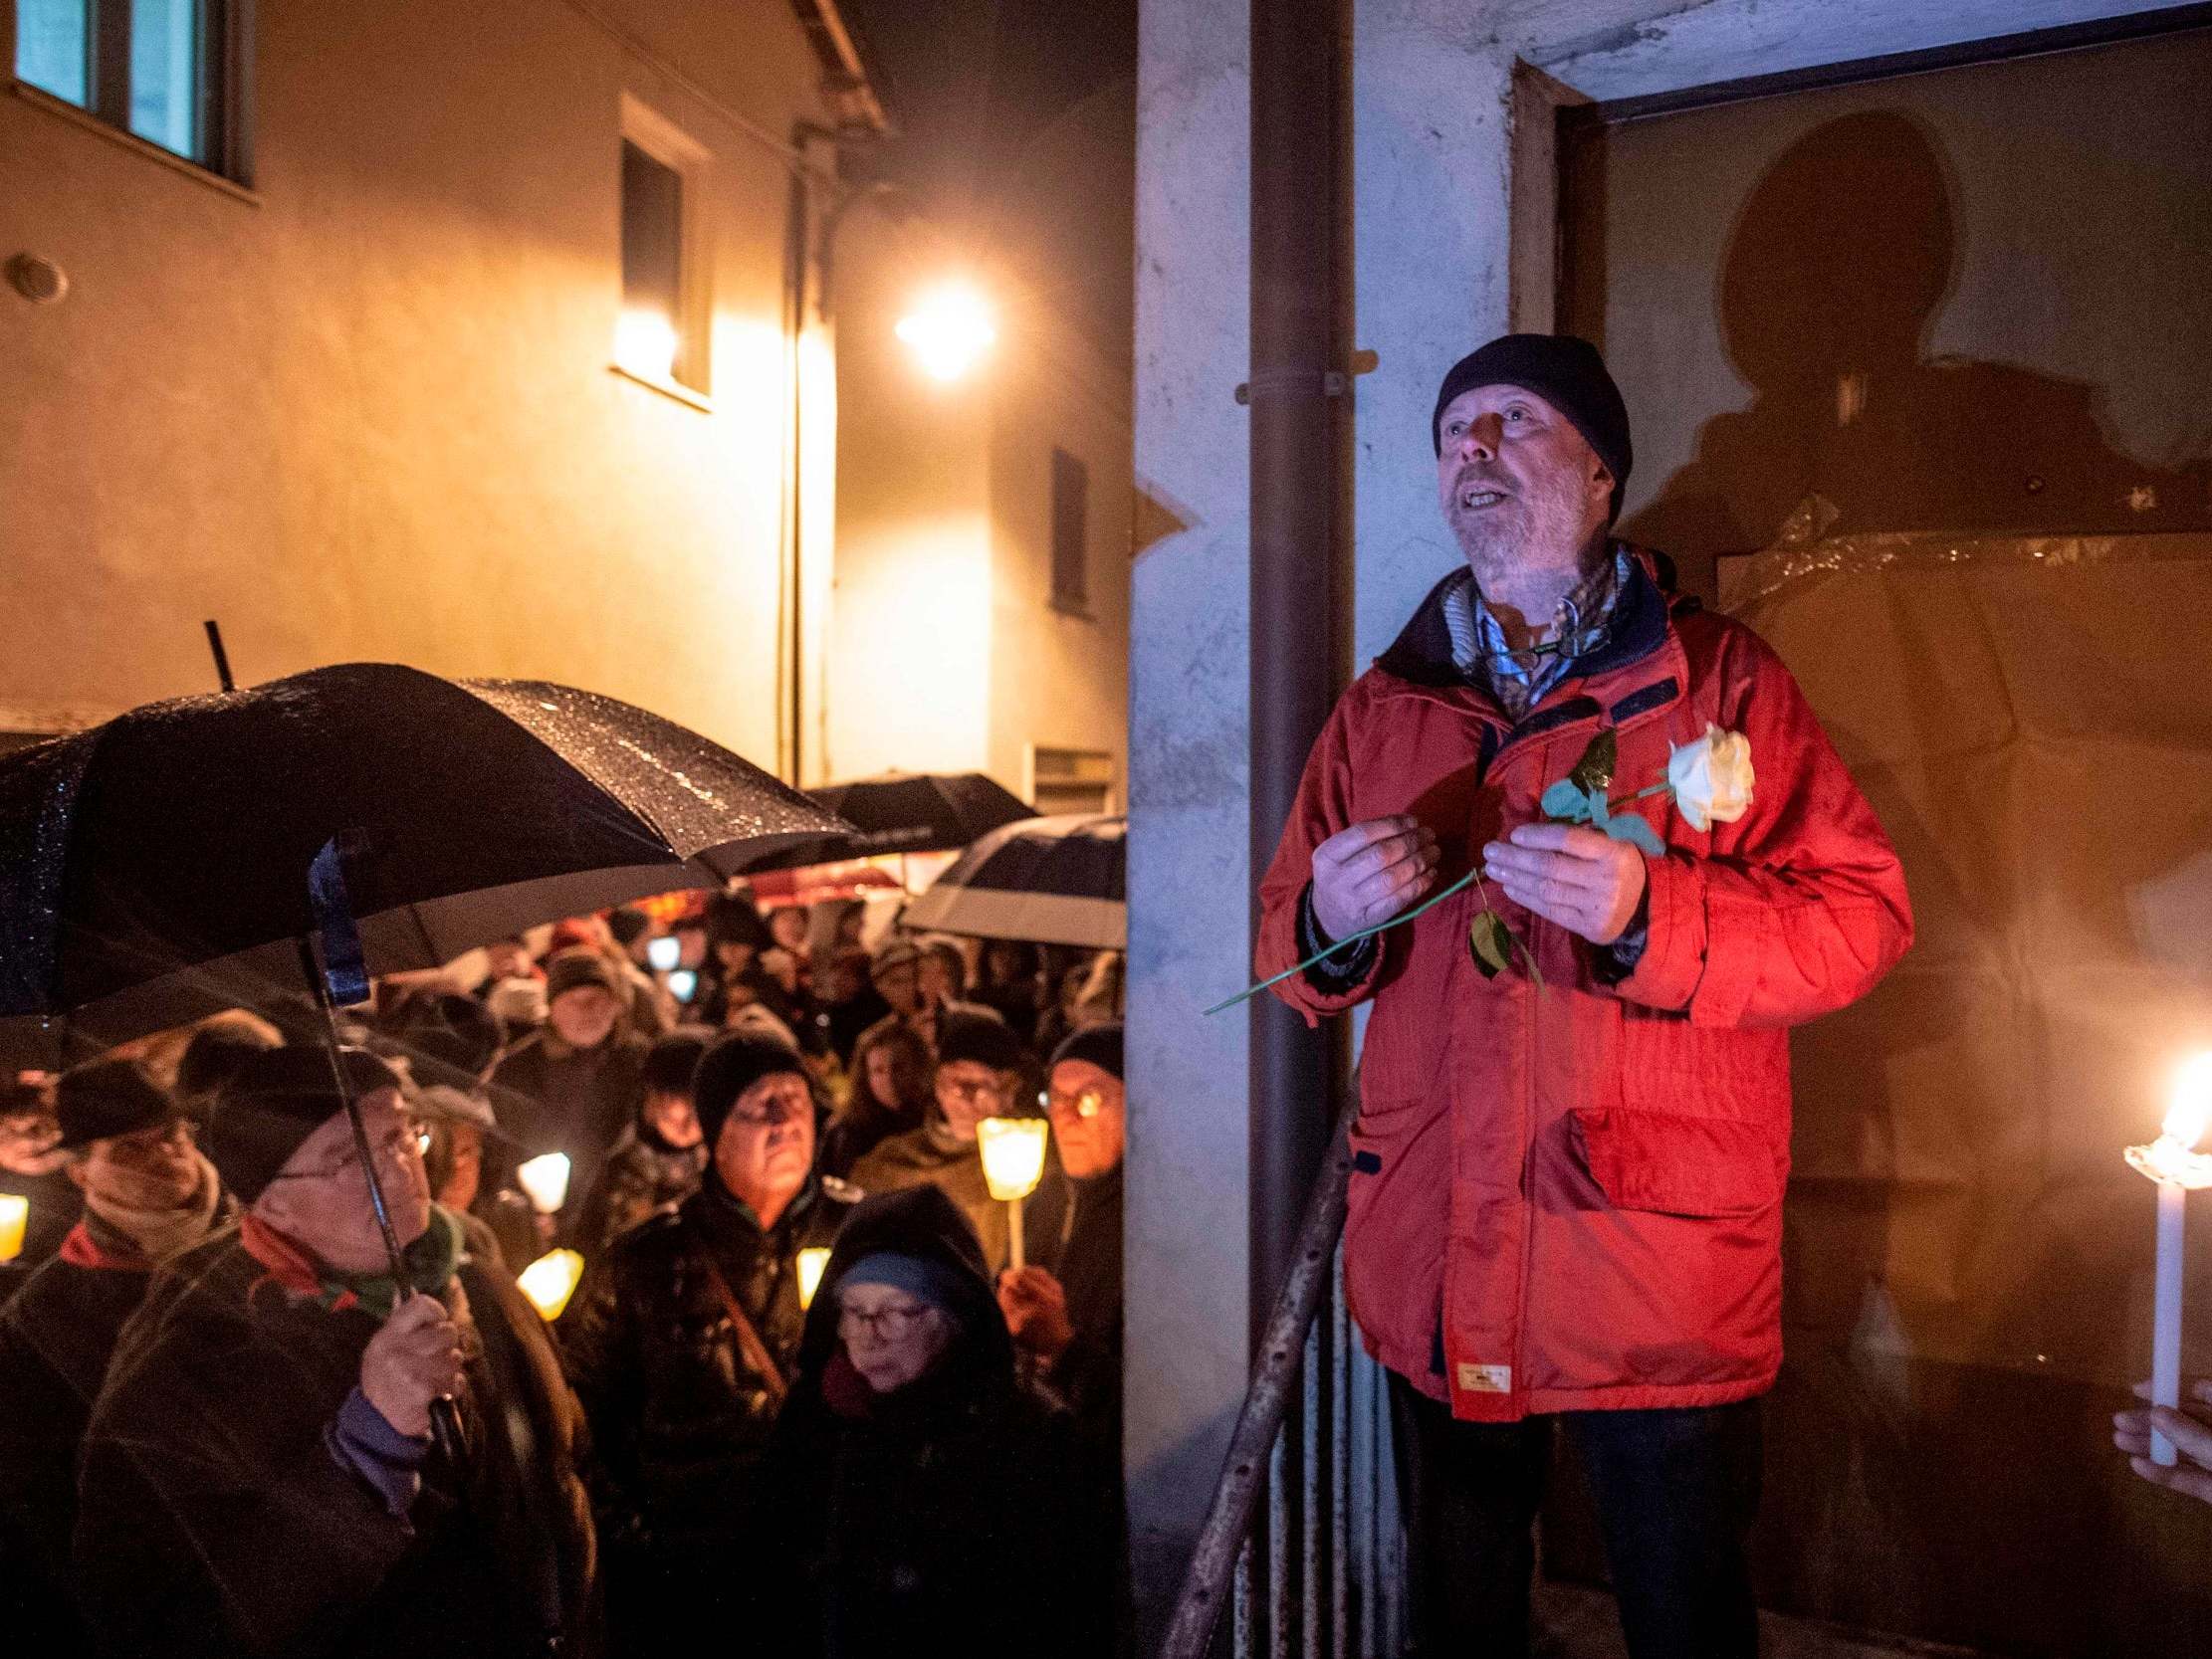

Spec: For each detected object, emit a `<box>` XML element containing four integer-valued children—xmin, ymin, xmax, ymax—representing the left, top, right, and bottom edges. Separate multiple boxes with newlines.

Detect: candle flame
<box><xmin>795</xmin><ymin>1246</ymin><xmax>831</xmax><ymax>1311</ymax></box>
<box><xmin>517</xmin><ymin>1151</ymin><xmax>572</xmax><ymax>1215</ymax></box>
<box><xmin>2166</xmin><ymin>1053</ymin><xmax>2212</xmax><ymax>1149</ymax></box>
<box><xmin>977</xmin><ymin>1117</ymin><xmax>1050</xmax><ymax>1202</ymax></box>
<box><xmin>0</xmin><ymin>1193</ymin><xmax>26</xmax><ymax>1263</ymax></box>
<box><xmin>518</xmin><ymin>1248</ymin><xmax>585</xmax><ymax>1321</ymax></box>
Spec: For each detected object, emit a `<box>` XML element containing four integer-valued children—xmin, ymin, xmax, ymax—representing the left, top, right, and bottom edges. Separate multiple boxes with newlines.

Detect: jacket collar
<box><xmin>1374</xmin><ymin>543</ymin><xmax>1679</xmax><ymax>694</ymax></box>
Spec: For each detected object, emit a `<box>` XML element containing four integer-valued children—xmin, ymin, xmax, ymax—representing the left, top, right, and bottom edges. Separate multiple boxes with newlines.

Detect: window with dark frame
<box><xmin>618</xmin><ymin>138</ymin><xmax>695</xmax><ymax>390</ymax></box>
<box><xmin>13</xmin><ymin>0</ymin><xmax>234</xmax><ymax>172</ymax></box>
<box><xmin>1049</xmin><ymin>448</ymin><xmax>1090</xmax><ymax>615</ymax></box>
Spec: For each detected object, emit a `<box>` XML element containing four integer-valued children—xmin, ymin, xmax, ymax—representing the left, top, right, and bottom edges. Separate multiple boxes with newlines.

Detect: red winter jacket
<box><xmin>1257</xmin><ymin>552</ymin><xmax>1911</xmax><ymax>1421</ymax></box>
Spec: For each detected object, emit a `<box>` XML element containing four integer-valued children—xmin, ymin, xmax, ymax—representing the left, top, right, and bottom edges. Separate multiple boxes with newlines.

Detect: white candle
<box><xmin>2154</xmin><ymin>1178</ymin><xmax>2186</xmax><ymax>1466</ymax></box>
<box><xmin>516</xmin><ymin>1151</ymin><xmax>572</xmax><ymax>1216</ymax></box>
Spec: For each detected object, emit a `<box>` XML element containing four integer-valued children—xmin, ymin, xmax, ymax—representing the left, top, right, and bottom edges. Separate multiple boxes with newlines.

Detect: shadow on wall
<box><xmin>1612</xmin><ymin>109</ymin><xmax>2212</xmax><ymax>600</ymax></box>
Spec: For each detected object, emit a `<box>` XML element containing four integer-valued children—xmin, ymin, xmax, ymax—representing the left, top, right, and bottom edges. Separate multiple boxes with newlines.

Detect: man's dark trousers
<box><xmin>1388</xmin><ymin>1373</ymin><xmax>1762</xmax><ymax>1658</ymax></box>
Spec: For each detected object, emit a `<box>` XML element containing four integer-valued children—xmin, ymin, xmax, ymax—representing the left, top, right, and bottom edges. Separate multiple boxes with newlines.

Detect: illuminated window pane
<box><xmin>618</xmin><ymin>140</ymin><xmax>688</xmax><ymax>384</ymax></box>
<box><xmin>15</xmin><ymin>0</ymin><xmax>90</xmax><ymax>107</ymax></box>
<box><xmin>129</xmin><ymin>0</ymin><xmax>201</xmax><ymax>158</ymax></box>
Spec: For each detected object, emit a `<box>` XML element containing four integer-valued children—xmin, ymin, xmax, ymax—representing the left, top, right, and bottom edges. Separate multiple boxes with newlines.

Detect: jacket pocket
<box><xmin>1570</xmin><ymin>1108</ymin><xmax>1781</xmax><ymax>1218</ymax></box>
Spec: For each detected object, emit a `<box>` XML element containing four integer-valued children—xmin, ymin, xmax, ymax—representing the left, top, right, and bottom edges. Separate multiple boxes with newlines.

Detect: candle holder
<box><xmin>518</xmin><ymin>1248</ymin><xmax>585</xmax><ymax>1322</ymax></box>
<box><xmin>516</xmin><ymin>1151</ymin><xmax>573</xmax><ymax>1216</ymax></box>
<box><xmin>977</xmin><ymin>1116</ymin><xmax>1050</xmax><ymax>1272</ymax></box>
<box><xmin>2126</xmin><ymin>1054</ymin><xmax>2212</xmax><ymax>1467</ymax></box>
<box><xmin>0</xmin><ymin>1193</ymin><xmax>26</xmax><ymax>1263</ymax></box>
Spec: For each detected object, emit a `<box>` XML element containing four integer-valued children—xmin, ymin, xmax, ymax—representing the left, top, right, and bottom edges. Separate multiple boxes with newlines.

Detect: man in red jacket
<box><xmin>1256</xmin><ymin>333</ymin><xmax>1912</xmax><ymax>1659</ymax></box>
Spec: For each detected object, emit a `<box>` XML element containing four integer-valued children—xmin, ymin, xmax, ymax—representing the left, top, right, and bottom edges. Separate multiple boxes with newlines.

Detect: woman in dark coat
<box><xmin>749</xmin><ymin>1186</ymin><xmax>1115</xmax><ymax>1659</ymax></box>
<box><xmin>816</xmin><ymin>1020</ymin><xmax>932</xmax><ymax>1179</ymax></box>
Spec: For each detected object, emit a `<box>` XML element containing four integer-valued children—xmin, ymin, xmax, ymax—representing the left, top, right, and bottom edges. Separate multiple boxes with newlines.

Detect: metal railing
<box><xmin>1160</xmin><ymin>1102</ymin><xmax>1409</xmax><ymax>1659</ymax></box>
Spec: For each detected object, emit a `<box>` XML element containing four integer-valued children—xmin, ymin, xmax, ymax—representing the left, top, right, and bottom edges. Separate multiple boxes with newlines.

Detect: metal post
<box><xmin>1246</xmin><ymin>0</ymin><xmax>1344</xmax><ymax>1357</ymax></box>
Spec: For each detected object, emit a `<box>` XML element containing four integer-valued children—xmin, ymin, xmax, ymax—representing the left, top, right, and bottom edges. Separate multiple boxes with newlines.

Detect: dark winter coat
<box><xmin>487</xmin><ymin>1030</ymin><xmax>648</xmax><ymax>1241</ymax></box>
<box><xmin>1040</xmin><ymin>1161</ymin><xmax>1124</xmax><ymax>1467</ymax></box>
<box><xmin>750</xmin><ymin>1185</ymin><xmax>1116</xmax><ymax>1659</ymax></box>
<box><xmin>73</xmin><ymin>1213</ymin><xmax>597</xmax><ymax>1659</ymax></box>
<box><xmin>559</xmin><ymin>1171</ymin><xmax>856</xmax><ymax>1559</ymax></box>
<box><xmin>0</xmin><ymin>1227</ymin><xmax>159</xmax><ymax>1655</ymax></box>
<box><xmin>570</xmin><ymin>1124</ymin><xmax>707</xmax><ymax>1251</ymax></box>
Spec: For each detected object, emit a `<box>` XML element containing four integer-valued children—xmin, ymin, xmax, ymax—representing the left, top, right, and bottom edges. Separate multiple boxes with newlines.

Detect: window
<box><xmin>1030</xmin><ymin>747</ymin><xmax>1116</xmax><ymax>816</ymax></box>
<box><xmin>614</xmin><ymin>97</ymin><xmax>711</xmax><ymax>398</ymax></box>
<box><xmin>13</xmin><ymin>0</ymin><xmax>234</xmax><ymax>171</ymax></box>
<box><xmin>1049</xmin><ymin>448</ymin><xmax>1090</xmax><ymax>614</ymax></box>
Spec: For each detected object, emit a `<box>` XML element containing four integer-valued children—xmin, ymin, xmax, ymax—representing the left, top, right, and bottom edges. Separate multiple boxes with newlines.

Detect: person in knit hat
<box><xmin>486</xmin><ymin>944</ymin><xmax>648</xmax><ymax>1243</ymax></box>
<box><xmin>998</xmin><ymin>1022</ymin><xmax>1126</xmax><ymax>1474</ymax></box>
<box><xmin>0</xmin><ymin>1058</ymin><xmax>232</xmax><ymax>1653</ymax></box>
<box><xmin>848</xmin><ymin>1007</ymin><xmax>1066</xmax><ymax>1275</ymax></box>
<box><xmin>72</xmin><ymin>1042</ymin><xmax>598</xmax><ymax>1659</ymax></box>
<box><xmin>560</xmin><ymin>1028</ymin><xmax>856</xmax><ymax>1644</ymax></box>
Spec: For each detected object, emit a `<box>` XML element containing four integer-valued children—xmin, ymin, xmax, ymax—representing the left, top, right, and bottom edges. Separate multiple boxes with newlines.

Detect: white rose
<box><xmin>1665</xmin><ymin>725</ymin><xmax>1755</xmax><ymax>832</ymax></box>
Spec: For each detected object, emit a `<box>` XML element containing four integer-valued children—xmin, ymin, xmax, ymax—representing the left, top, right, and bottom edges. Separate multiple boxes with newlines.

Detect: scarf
<box><xmin>69</xmin><ymin>1149</ymin><xmax>226</xmax><ymax>1269</ymax></box>
<box><xmin>241</xmin><ymin>1204</ymin><xmax>466</xmax><ymax>1318</ymax></box>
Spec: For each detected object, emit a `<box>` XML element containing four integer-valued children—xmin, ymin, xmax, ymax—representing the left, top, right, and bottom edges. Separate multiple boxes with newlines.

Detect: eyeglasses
<box><xmin>265</xmin><ymin>1122</ymin><xmax>423</xmax><ymax>1185</ymax></box>
<box><xmin>940</xmin><ymin>1076</ymin><xmax>1009</xmax><ymax>1105</ymax></box>
<box><xmin>1043</xmin><ymin>1087</ymin><xmax>1105</xmax><ymax>1121</ymax></box>
<box><xmin>837</xmin><ymin>1302</ymin><xmax>933</xmax><ymax>1340</ymax></box>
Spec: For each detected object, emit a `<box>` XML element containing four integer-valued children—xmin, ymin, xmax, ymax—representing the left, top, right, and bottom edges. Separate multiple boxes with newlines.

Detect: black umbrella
<box><xmin>0</xmin><ymin>663</ymin><xmax>849</xmax><ymax>1067</ymax></box>
<box><xmin>742</xmin><ymin>769</ymin><xmax>1035</xmax><ymax>871</ymax></box>
<box><xmin>899</xmin><ymin>813</ymin><xmax>1125</xmax><ymax>948</ymax></box>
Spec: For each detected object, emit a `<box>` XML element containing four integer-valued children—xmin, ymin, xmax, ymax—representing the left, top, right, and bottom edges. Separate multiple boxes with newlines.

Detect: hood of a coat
<box><xmin>791</xmin><ymin>1183</ymin><xmax>1011</xmax><ymax>1394</ymax></box>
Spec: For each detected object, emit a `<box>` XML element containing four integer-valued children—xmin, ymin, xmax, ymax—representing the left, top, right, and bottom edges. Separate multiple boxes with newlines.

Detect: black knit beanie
<box><xmin>55</xmin><ymin>1057</ymin><xmax>182</xmax><ymax>1150</ymax></box>
<box><xmin>208</xmin><ymin>1044</ymin><xmax>405</xmax><ymax>1203</ymax></box>
<box><xmin>1048</xmin><ymin>1022</ymin><xmax>1123</xmax><ymax>1084</ymax></box>
<box><xmin>692</xmin><ymin>1030</ymin><xmax>809</xmax><ymax>1149</ymax></box>
<box><xmin>1431</xmin><ymin>332</ymin><xmax>1633</xmax><ymax>521</ymax></box>
<box><xmin>935</xmin><ymin>1008</ymin><xmax>1028</xmax><ymax>1077</ymax></box>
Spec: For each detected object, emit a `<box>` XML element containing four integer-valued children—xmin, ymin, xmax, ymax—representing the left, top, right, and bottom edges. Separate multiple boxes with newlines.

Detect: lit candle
<box><xmin>516</xmin><ymin>1151</ymin><xmax>572</xmax><ymax>1216</ymax></box>
<box><xmin>977</xmin><ymin>1116</ymin><xmax>1050</xmax><ymax>1272</ymax></box>
<box><xmin>0</xmin><ymin>1193</ymin><xmax>26</xmax><ymax>1263</ymax></box>
<box><xmin>2124</xmin><ymin>1053</ymin><xmax>2212</xmax><ymax>1466</ymax></box>
<box><xmin>795</xmin><ymin>1246</ymin><xmax>831</xmax><ymax>1311</ymax></box>
<box><xmin>518</xmin><ymin>1248</ymin><xmax>585</xmax><ymax>1321</ymax></box>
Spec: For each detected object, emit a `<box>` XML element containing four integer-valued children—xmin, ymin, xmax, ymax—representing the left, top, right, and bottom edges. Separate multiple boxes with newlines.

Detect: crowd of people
<box><xmin>0</xmin><ymin>888</ymin><xmax>1129</xmax><ymax>1658</ymax></box>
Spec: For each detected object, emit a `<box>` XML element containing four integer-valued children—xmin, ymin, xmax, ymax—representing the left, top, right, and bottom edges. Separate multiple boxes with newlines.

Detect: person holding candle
<box><xmin>848</xmin><ymin>1007</ymin><xmax>1068</xmax><ymax>1274</ymax></box>
<box><xmin>747</xmin><ymin>1184</ymin><xmax>1114</xmax><ymax>1658</ymax></box>
<box><xmin>71</xmin><ymin>1042</ymin><xmax>597</xmax><ymax>1659</ymax></box>
<box><xmin>1253</xmin><ymin>333</ymin><xmax>1913</xmax><ymax>1659</ymax></box>
<box><xmin>559</xmin><ymin>1029</ymin><xmax>856</xmax><ymax>1645</ymax></box>
<box><xmin>0</xmin><ymin>1057</ymin><xmax>232</xmax><ymax>1654</ymax></box>
<box><xmin>2114</xmin><ymin>1377</ymin><xmax>2212</xmax><ymax>1505</ymax></box>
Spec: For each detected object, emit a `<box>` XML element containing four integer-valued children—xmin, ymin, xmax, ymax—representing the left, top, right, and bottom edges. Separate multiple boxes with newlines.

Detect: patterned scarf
<box><xmin>242</xmin><ymin>1204</ymin><xmax>465</xmax><ymax>1318</ymax></box>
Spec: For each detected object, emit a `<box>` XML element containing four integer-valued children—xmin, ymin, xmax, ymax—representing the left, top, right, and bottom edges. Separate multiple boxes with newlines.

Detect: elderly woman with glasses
<box><xmin>747</xmin><ymin>1184</ymin><xmax>1116</xmax><ymax>1658</ymax></box>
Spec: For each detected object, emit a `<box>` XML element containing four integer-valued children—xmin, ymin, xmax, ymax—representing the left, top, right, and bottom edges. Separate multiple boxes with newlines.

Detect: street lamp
<box><xmin>895</xmin><ymin>282</ymin><xmax>996</xmax><ymax>382</ymax></box>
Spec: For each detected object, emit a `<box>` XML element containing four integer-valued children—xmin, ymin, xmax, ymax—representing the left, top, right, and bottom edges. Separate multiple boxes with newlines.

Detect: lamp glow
<box><xmin>0</xmin><ymin>1193</ymin><xmax>25</xmax><ymax>1263</ymax></box>
<box><xmin>517</xmin><ymin>1151</ymin><xmax>572</xmax><ymax>1215</ymax></box>
<box><xmin>518</xmin><ymin>1248</ymin><xmax>585</xmax><ymax>1322</ymax></box>
<box><xmin>894</xmin><ymin>283</ymin><xmax>995</xmax><ymax>382</ymax></box>
<box><xmin>614</xmin><ymin>308</ymin><xmax>680</xmax><ymax>382</ymax></box>
<box><xmin>796</xmin><ymin>1246</ymin><xmax>831</xmax><ymax>1311</ymax></box>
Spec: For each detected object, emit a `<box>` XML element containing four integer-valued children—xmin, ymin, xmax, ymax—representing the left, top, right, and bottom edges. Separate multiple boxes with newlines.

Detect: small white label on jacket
<box><xmin>1456</xmin><ymin>1362</ymin><xmax>1512</xmax><ymax>1393</ymax></box>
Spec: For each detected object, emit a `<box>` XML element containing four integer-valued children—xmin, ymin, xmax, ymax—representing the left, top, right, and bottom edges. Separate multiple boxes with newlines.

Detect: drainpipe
<box><xmin>1247</xmin><ymin>0</ymin><xmax>1345</xmax><ymax>1354</ymax></box>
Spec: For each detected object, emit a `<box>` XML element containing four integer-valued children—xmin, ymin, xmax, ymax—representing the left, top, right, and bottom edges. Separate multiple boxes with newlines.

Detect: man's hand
<box><xmin>1482</xmin><ymin>823</ymin><xmax>1648</xmax><ymax>946</ymax></box>
<box><xmin>2113</xmin><ymin>1378</ymin><xmax>2212</xmax><ymax>1505</ymax></box>
<box><xmin>997</xmin><ymin>1266</ymin><xmax>1075</xmax><ymax>1366</ymax></box>
<box><xmin>1311</xmin><ymin>817</ymin><xmax>1439</xmax><ymax>941</ymax></box>
<box><xmin>359</xmin><ymin>1291</ymin><xmax>465</xmax><ymax>1439</ymax></box>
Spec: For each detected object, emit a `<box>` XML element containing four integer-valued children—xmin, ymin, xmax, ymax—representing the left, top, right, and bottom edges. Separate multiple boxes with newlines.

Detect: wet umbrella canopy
<box><xmin>900</xmin><ymin>812</ymin><xmax>1125</xmax><ymax>948</ymax></box>
<box><xmin>0</xmin><ymin>664</ymin><xmax>848</xmax><ymax>1066</ymax></box>
<box><xmin>743</xmin><ymin>768</ymin><xmax>1035</xmax><ymax>871</ymax></box>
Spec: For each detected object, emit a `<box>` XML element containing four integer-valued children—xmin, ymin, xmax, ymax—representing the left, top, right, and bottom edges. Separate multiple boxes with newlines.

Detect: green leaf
<box><xmin>1468</xmin><ymin>911</ymin><xmax>1514</xmax><ymax>978</ymax></box>
<box><xmin>1601</xmin><ymin>812</ymin><xmax>1665</xmax><ymax>857</ymax></box>
<box><xmin>1540</xmin><ymin>779</ymin><xmax>1593</xmax><ymax>823</ymax></box>
<box><xmin>1566</xmin><ymin>728</ymin><xmax>1618</xmax><ymax>798</ymax></box>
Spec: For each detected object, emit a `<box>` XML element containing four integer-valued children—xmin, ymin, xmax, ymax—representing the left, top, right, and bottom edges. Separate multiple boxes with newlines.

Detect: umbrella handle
<box><xmin>295</xmin><ymin>938</ymin><xmax>468</xmax><ymax>1469</ymax></box>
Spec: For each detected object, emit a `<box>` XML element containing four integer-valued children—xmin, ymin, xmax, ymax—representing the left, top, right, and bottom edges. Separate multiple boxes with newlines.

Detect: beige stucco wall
<box><xmin>0</xmin><ymin>0</ymin><xmax>832</xmax><ymax>769</ymax></box>
<box><xmin>826</xmin><ymin>81</ymin><xmax>1133</xmax><ymax>804</ymax></box>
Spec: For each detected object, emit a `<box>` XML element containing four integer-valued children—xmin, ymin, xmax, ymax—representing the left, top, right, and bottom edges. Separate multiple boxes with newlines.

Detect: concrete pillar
<box><xmin>1126</xmin><ymin>0</ymin><xmax>1251</xmax><ymax>1635</ymax></box>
